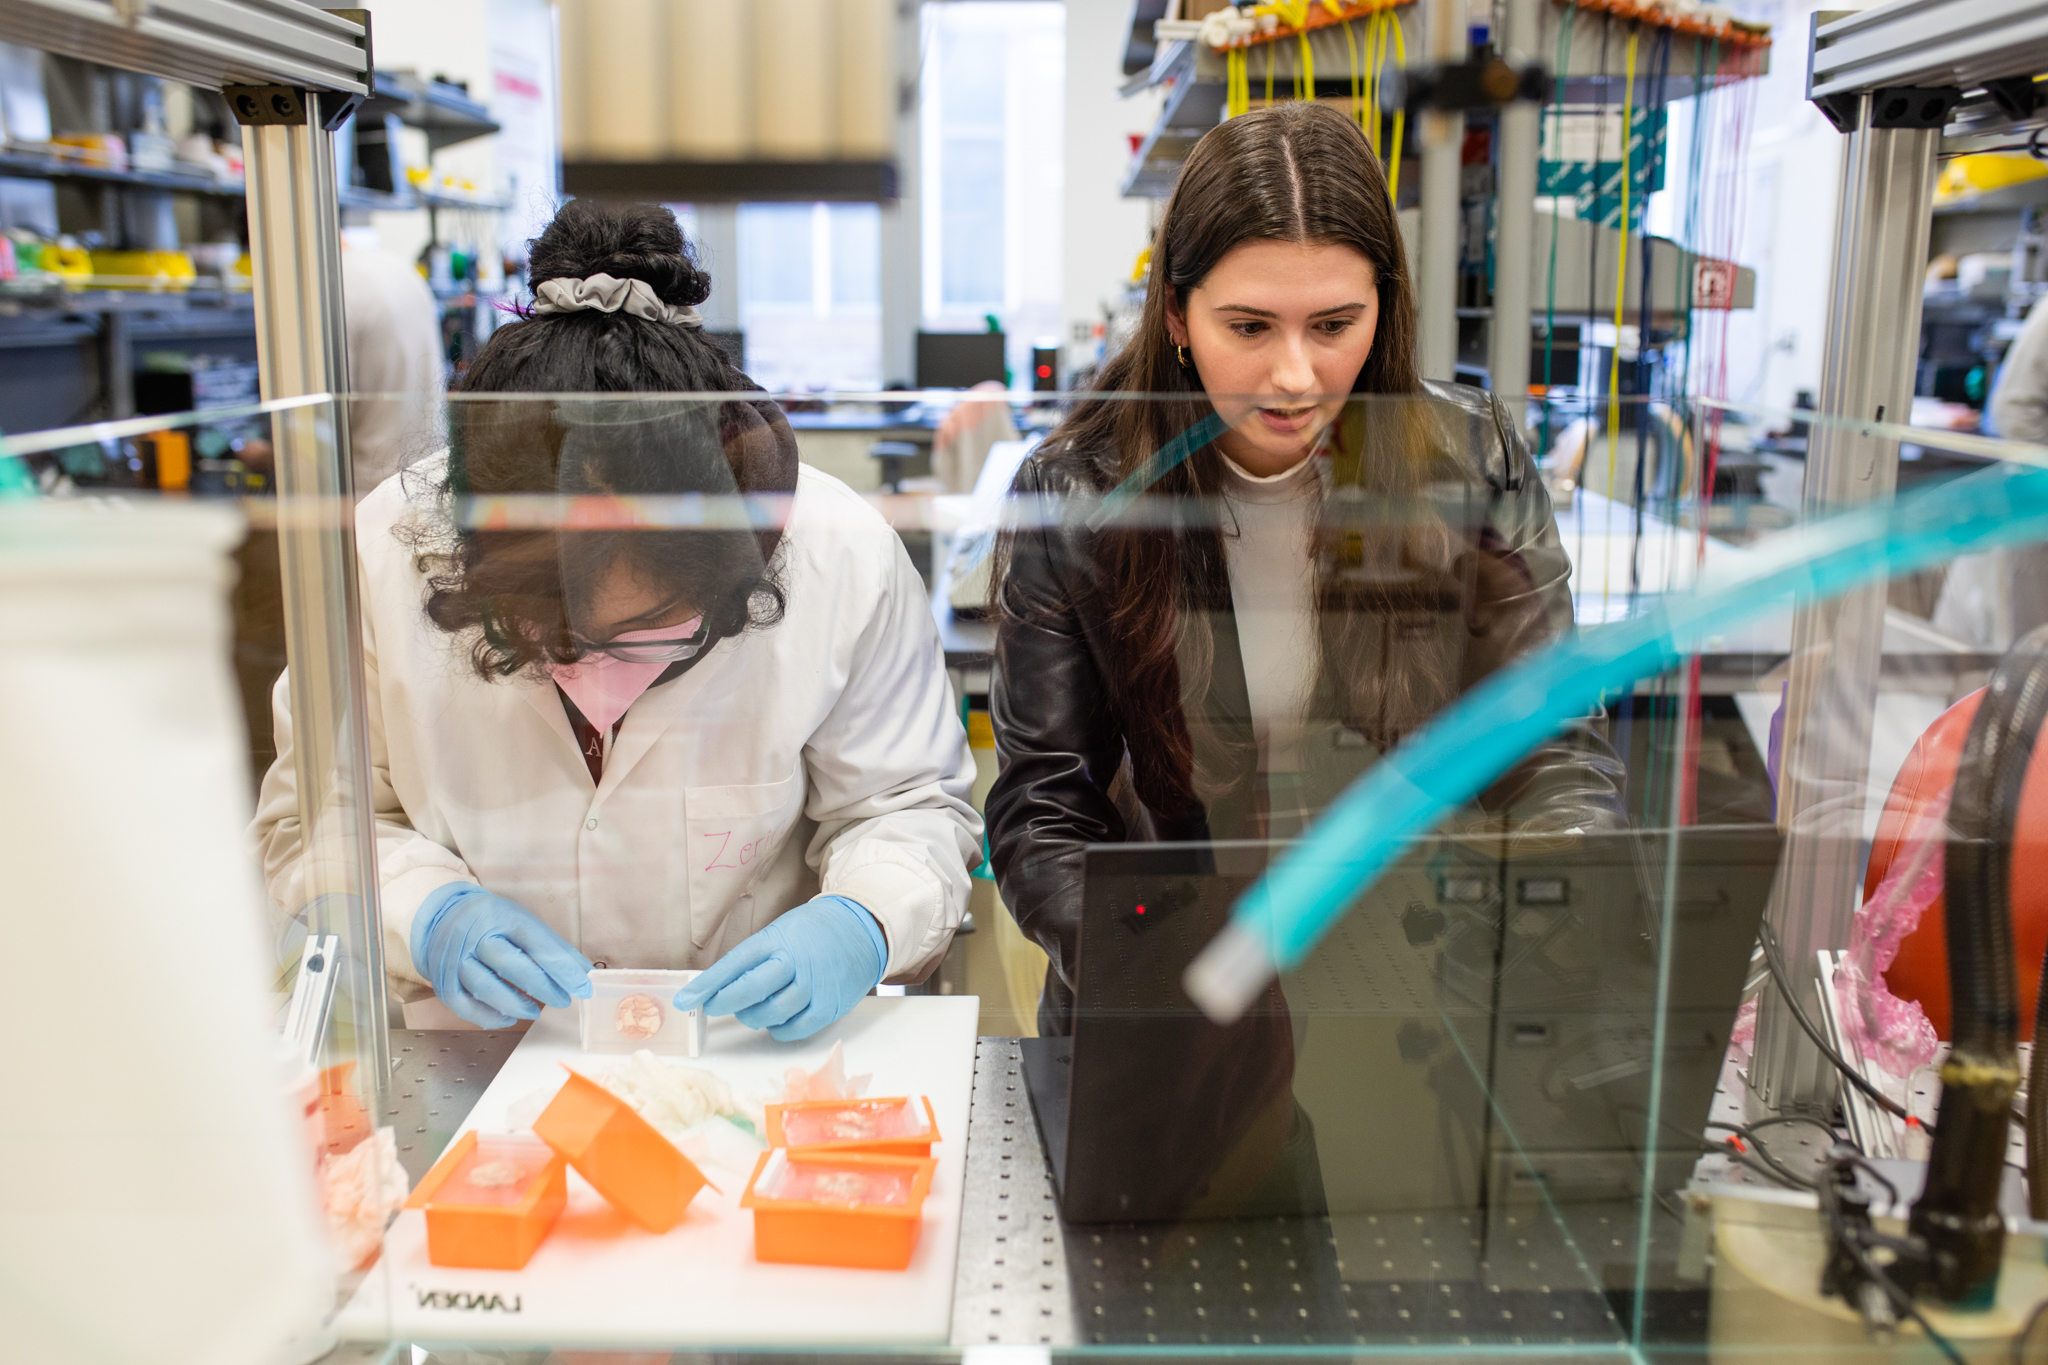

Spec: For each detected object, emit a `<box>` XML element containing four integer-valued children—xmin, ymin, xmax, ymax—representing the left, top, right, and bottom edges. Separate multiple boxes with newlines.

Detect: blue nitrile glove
<box><xmin>672</xmin><ymin>895</ymin><xmax>887</xmax><ymax>1042</ymax></box>
<box><xmin>410</xmin><ymin>883</ymin><xmax>594</xmax><ymax>1029</ymax></box>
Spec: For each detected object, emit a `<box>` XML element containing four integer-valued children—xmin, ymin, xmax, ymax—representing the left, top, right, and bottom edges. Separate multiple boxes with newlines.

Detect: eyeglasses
<box><xmin>568</xmin><ymin>623</ymin><xmax>709</xmax><ymax>664</ymax></box>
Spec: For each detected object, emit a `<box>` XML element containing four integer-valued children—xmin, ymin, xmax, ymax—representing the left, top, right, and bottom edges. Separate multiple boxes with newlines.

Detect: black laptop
<box><xmin>1021</xmin><ymin>826</ymin><xmax>1781</xmax><ymax>1225</ymax></box>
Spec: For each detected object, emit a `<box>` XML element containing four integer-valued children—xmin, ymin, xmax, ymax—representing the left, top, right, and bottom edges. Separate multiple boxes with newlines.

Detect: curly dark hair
<box><xmin>412</xmin><ymin>200</ymin><xmax>797</xmax><ymax>680</ymax></box>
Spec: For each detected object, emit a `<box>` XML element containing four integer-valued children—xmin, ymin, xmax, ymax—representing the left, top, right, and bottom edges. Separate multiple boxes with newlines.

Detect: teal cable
<box><xmin>961</xmin><ymin>693</ymin><xmax>995</xmax><ymax>881</ymax></box>
<box><xmin>1185</xmin><ymin>457</ymin><xmax>2048</xmax><ymax>1019</ymax></box>
<box><xmin>1087</xmin><ymin>411</ymin><xmax>1231</xmax><ymax>528</ymax></box>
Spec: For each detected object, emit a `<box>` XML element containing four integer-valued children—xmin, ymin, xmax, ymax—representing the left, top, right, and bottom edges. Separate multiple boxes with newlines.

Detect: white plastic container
<box><xmin>0</xmin><ymin>501</ymin><xmax>335</xmax><ymax>1363</ymax></box>
<box><xmin>580</xmin><ymin>968</ymin><xmax>705</xmax><ymax>1056</ymax></box>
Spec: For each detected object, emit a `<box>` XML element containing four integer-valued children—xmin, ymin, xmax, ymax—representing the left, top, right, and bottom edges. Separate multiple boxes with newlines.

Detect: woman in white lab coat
<box><xmin>254</xmin><ymin>201</ymin><xmax>981</xmax><ymax>1039</ymax></box>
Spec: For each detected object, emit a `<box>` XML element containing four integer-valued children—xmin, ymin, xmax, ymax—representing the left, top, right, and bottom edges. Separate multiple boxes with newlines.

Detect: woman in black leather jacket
<box><xmin>986</xmin><ymin>102</ymin><xmax>1626</xmax><ymax>1038</ymax></box>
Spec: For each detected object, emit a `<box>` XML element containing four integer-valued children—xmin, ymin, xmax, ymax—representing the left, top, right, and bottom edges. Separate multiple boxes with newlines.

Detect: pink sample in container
<box><xmin>404</xmin><ymin>1131</ymin><xmax>568</xmax><ymax>1270</ymax></box>
<box><xmin>580</xmin><ymin>968</ymin><xmax>704</xmax><ymax>1057</ymax></box>
<box><xmin>766</xmin><ymin>1096</ymin><xmax>939</xmax><ymax>1158</ymax></box>
<box><xmin>756</xmin><ymin>1151</ymin><xmax>917</xmax><ymax>1206</ymax></box>
<box><xmin>740</xmin><ymin>1149</ymin><xmax>937</xmax><ymax>1270</ymax></box>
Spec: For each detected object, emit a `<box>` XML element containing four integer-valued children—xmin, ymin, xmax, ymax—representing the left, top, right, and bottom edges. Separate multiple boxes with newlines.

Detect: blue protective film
<box><xmin>1186</xmin><ymin>459</ymin><xmax>2048</xmax><ymax>1021</ymax></box>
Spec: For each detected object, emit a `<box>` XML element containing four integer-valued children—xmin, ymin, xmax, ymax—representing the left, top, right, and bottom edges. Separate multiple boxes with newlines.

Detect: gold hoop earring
<box><xmin>1176</xmin><ymin>344</ymin><xmax>1192</xmax><ymax>369</ymax></box>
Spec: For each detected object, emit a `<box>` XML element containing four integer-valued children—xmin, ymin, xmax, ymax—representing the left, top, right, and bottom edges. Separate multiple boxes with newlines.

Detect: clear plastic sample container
<box><xmin>767</xmin><ymin>1095</ymin><xmax>939</xmax><ymax>1156</ymax></box>
<box><xmin>755</xmin><ymin>1151</ymin><xmax>916</xmax><ymax>1207</ymax></box>
<box><xmin>432</xmin><ymin>1131</ymin><xmax>561</xmax><ymax>1206</ymax></box>
<box><xmin>579</xmin><ymin>968</ymin><xmax>704</xmax><ymax>1056</ymax></box>
<box><xmin>740</xmin><ymin>1148</ymin><xmax>937</xmax><ymax>1270</ymax></box>
<box><xmin>404</xmin><ymin>1130</ymin><xmax>568</xmax><ymax>1269</ymax></box>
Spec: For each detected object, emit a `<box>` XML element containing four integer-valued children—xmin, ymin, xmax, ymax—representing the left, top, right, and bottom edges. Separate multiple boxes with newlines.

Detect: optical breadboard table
<box><xmin>366</xmin><ymin>1028</ymin><xmax>1664</xmax><ymax>1352</ymax></box>
<box><xmin>340</xmin><ymin>997</ymin><xmax>977</xmax><ymax>1348</ymax></box>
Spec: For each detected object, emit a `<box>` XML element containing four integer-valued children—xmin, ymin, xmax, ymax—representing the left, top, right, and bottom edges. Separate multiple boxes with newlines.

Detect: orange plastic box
<box><xmin>765</xmin><ymin>1095</ymin><xmax>941</xmax><ymax>1158</ymax></box>
<box><xmin>404</xmin><ymin>1131</ymin><xmax>567</xmax><ymax>1270</ymax></box>
<box><xmin>739</xmin><ymin>1148</ymin><xmax>937</xmax><ymax>1270</ymax></box>
<box><xmin>532</xmin><ymin>1067</ymin><xmax>709</xmax><ymax>1233</ymax></box>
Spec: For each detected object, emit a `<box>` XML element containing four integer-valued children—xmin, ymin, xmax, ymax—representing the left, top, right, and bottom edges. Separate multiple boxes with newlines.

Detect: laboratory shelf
<box><xmin>360</xmin><ymin>69</ymin><xmax>500</xmax><ymax>155</ymax></box>
<box><xmin>0</xmin><ymin>145</ymin><xmax>245</xmax><ymax>196</ymax></box>
<box><xmin>0</xmin><ymin>285</ymin><xmax>255</xmax><ymax>314</ymax></box>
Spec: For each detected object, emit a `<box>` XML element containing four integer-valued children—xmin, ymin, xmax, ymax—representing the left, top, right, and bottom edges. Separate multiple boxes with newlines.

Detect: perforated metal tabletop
<box><xmin>377</xmin><ymin>1030</ymin><xmax>1668</xmax><ymax>1350</ymax></box>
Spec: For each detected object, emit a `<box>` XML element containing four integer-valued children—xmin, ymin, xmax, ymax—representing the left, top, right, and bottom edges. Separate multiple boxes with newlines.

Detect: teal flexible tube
<box><xmin>1088</xmin><ymin>411</ymin><xmax>1230</xmax><ymax>528</ymax></box>
<box><xmin>1184</xmin><ymin>459</ymin><xmax>2048</xmax><ymax>1022</ymax></box>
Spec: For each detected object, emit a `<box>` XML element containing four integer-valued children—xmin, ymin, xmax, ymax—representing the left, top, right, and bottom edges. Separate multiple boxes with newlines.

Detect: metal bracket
<box><xmin>1806</xmin><ymin>11</ymin><xmax>1861</xmax><ymax>133</ymax></box>
<box><xmin>1869</xmin><ymin>85</ymin><xmax>1962</xmax><ymax>129</ymax></box>
<box><xmin>1984</xmin><ymin>75</ymin><xmax>2047</xmax><ymax>124</ymax></box>
<box><xmin>224</xmin><ymin>85</ymin><xmax>309</xmax><ymax>127</ymax></box>
<box><xmin>315</xmin><ymin>88</ymin><xmax>365</xmax><ymax>132</ymax></box>
<box><xmin>1800</xmin><ymin>12</ymin><xmax>1959</xmax><ymax>133</ymax></box>
<box><xmin>1814</xmin><ymin>91</ymin><xmax>1861</xmax><ymax>133</ymax></box>
<box><xmin>225</xmin><ymin>10</ymin><xmax>371</xmax><ymax>130</ymax></box>
<box><xmin>318</xmin><ymin>9</ymin><xmax>373</xmax><ymax>131</ymax></box>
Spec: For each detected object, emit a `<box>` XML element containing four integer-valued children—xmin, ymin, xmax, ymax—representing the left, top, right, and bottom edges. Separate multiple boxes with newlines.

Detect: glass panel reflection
<box><xmin>8</xmin><ymin>378</ymin><xmax>2048</xmax><ymax>1359</ymax></box>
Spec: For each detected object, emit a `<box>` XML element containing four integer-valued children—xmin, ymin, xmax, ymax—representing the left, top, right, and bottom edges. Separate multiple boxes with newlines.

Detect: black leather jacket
<box><xmin>986</xmin><ymin>382</ymin><xmax>1627</xmax><ymax>1034</ymax></box>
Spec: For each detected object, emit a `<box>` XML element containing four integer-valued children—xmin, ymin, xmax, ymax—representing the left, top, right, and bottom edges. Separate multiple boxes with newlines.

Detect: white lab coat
<box><xmin>252</xmin><ymin>457</ymin><xmax>982</xmax><ymax>991</ymax></box>
<box><xmin>1933</xmin><ymin>299</ymin><xmax>2048</xmax><ymax>650</ymax></box>
<box><xmin>340</xmin><ymin>248</ymin><xmax>445</xmax><ymax>496</ymax></box>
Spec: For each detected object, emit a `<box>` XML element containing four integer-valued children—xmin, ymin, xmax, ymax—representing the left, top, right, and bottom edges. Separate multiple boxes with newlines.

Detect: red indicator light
<box><xmin>1036</xmin><ymin>364</ymin><xmax>1053</xmax><ymax>378</ymax></box>
<box><xmin>1134</xmin><ymin>904</ymin><xmax>1146</xmax><ymax>915</ymax></box>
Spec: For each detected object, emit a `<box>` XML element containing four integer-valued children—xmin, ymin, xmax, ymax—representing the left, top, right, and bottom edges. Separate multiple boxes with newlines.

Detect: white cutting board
<box><xmin>336</xmin><ymin>995</ymin><xmax>979</xmax><ymax>1347</ymax></box>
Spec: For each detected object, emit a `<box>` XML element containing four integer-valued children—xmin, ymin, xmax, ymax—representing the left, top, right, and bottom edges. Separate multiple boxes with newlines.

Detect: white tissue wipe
<box><xmin>596</xmin><ymin>1050</ymin><xmax>741</xmax><ymax>1142</ymax></box>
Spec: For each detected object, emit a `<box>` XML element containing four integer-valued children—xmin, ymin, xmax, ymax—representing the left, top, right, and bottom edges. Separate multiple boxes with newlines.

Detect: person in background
<box><xmin>1991</xmin><ymin>297</ymin><xmax>2048</xmax><ymax>446</ymax></box>
<box><xmin>985</xmin><ymin>103</ymin><xmax>1624</xmax><ymax>1037</ymax></box>
<box><xmin>254</xmin><ymin>200</ymin><xmax>980</xmax><ymax>1039</ymax></box>
<box><xmin>932</xmin><ymin>379</ymin><xmax>1018</xmax><ymax>492</ymax></box>
<box><xmin>341</xmin><ymin>236</ymin><xmax>446</xmax><ymax>496</ymax></box>
<box><xmin>1935</xmin><ymin>299</ymin><xmax>2048</xmax><ymax>649</ymax></box>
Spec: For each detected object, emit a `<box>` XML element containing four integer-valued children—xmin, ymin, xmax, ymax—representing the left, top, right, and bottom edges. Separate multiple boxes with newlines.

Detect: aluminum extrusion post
<box><xmin>1489</xmin><ymin>0</ymin><xmax>1540</xmax><ymax>403</ymax></box>
<box><xmin>238</xmin><ymin>88</ymin><xmax>392</xmax><ymax>1113</ymax></box>
<box><xmin>1417</xmin><ymin>0</ymin><xmax>1468</xmax><ymax>381</ymax></box>
<box><xmin>880</xmin><ymin>0</ymin><xmax>921</xmax><ymax>388</ymax></box>
<box><xmin>1748</xmin><ymin>93</ymin><xmax>1938</xmax><ymax>1112</ymax></box>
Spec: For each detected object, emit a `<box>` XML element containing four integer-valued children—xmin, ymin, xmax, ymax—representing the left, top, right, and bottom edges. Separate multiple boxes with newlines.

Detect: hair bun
<box><xmin>527</xmin><ymin>199</ymin><xmax>712</xmax><ymax>308</ymax></box>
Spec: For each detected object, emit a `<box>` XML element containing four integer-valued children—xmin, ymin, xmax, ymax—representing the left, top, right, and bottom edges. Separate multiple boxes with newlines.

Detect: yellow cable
<box><xmin>1266</xmin><ymin>40</ymin><xmax>1275</xmax><ymax>105</ymax></box>
<box><xmin>1371</xmin><ymin>14</ymin><xmax>1385</xmax><ymax>146</ymax></box>
<box><xmin>1601</xmin><ymin>26</ymin><xmax>1639</xmax><ymax>619</ymax></box>
<box><xmin>1361</xmin><ymin>14</ymin><xmax>1376</xmax><ymax>148</ymax></box>
<box><xmin>1345</xmin><ymin>19</ymin><xmax>1361</xmax><ymax>128</ymax></box>
<box><xmin>1386</xmin><ymin>8</ymin><xmax>1406</xmax><ymax>203</ymax></box>
<box><xmin>1379</xmin><ymin>12</ymin><xmax>1391</xmax><ymax>146</ymax></box>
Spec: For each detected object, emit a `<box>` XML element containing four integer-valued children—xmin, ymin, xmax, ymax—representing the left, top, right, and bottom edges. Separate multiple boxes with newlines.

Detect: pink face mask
<box><xmin>548</xmin><ymin>620</ymin><xmax>703</xmax><ymax>733</ymax></box>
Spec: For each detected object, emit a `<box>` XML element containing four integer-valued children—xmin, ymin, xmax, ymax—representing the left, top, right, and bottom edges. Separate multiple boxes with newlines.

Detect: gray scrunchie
<box><xmin>532</xmin><ymin>272</ymin><xmax>704</xmax><ymax>327</ymax></box>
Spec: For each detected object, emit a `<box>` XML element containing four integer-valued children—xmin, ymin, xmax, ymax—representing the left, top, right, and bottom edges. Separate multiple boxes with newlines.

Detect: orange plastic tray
<box><xmin>532</xmin><ymin>1066</ymin><xmax>710</xmax><ymax>1233</ymax></box>
<box><xmin>764</xmin><ymin>1095</ymin><xmax>941</xmax><ymax>1158</ymax></box>
<box><xmin>404</xmin><ymin>1130</ymin><xmax>567</xmax><ymax>1270</ymax></box>
<box><xmin>739</xmin><ymin>1149</ymin><xmax>937</xmax><ymax>1270</ymax></box>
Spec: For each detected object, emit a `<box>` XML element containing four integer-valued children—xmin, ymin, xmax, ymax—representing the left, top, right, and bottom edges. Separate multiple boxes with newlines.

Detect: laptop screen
<box><xmin>1037</xmin><ymin>826</ymin><xmax>1781</xmax><ymax>1234</ymax></box>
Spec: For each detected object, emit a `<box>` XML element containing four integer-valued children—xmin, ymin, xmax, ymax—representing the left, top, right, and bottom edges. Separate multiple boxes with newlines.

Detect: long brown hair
<box><xmin>1000</xmin><ymin>101</ymin><xmax>1452</xmax><ymax>818</ymax></box>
